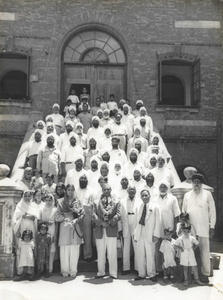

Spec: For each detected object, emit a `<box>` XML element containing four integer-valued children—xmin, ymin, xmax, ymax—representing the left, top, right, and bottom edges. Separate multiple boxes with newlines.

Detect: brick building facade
<box><xmin>0</xmin><ymin>0</ymin><xmax>222</xmax><ymax>238</ymax></box>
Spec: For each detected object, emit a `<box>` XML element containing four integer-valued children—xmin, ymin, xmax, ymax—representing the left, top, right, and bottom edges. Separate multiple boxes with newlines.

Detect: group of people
<box><xmin>12</xmin><ymin>91</ymin><xmax>216</xmax><ymax>287</ymax></box>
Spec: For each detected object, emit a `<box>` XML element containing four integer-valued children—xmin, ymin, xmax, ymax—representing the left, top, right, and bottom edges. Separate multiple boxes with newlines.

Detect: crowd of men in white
<box><xmin>13</xmin><ymin>93</ymin><xmax>216</xmax><ymax>287</ymax></box>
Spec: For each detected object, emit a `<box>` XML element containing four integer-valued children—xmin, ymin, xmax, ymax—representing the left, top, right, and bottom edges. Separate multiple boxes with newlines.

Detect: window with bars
<box><xmin>158</xmin><ymin>58</ymin><xmax>200</xmax><ymax>106</ymax></box>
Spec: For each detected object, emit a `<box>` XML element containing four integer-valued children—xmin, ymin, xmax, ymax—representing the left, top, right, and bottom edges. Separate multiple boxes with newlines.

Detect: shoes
<box><xmin>121</xmin><ymin>270</ymin><xmax>130</xmax><ymax>275</ymax></box>
<box><xmin>149</xmin><ymin>276</ymin><xmax>157</xmax><ymax>282</ymax></box>
<box><xmin>61</xmin><ymin>273</ymin><xmax>69</xmax><ymax>277</ymax></box>
<box><xmin>45</xmin><ymin>271</ymin><xmax>50</xmax><ymax>278</ymax></box>
<box><xmin>134</xmin><ymin>276</ymin><xmax>145</xmax><ymax>281</ymax></box>
<box><xmin>195</xmin><ymin>279</ymin><xmax>204</xmax><ymax>285</ymax></box>
<box><xmin>163</xmin><ymin>276</ymin><xmax>168</xmax><ymax>283</ymax></box>
<box><xmin>170</xmin><ymin>276</ymin><xmax>175</xmax><ymax>283</ymax></box>
<box><xmin>70</xmin><ymin>273</ymin><xmax>77</xmax><ymax>278</ymax></box>
<box><xmin>94</xmin><ymin>274</ymin><xmax>105</xmax><ymax>279</ymax></box>
<box><xmin>110</xmin><ymin>276</ymin><xmax>117</xmax><ymax>279</ymax></box>
<box><xmin>27</xmin><ymin>274</ymin><xmax>36</xmax><ymax>281</ymax></box>
<box><xmin>13</xmin><ymin>274</ymin><xmax>27</xmax><ymax>281</ymax></box>
<box><xmin>201</xmin><ymin>275</ymin><xmax>209</xmax><ymax>283</ymax></box>
<box><xmin>183</xmin><ymin>280</ymin><xmax>189</xmax><ymax>286</ymax></box>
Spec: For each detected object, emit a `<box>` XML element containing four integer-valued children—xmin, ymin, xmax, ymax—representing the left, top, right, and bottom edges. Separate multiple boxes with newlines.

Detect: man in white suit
<box><xmin>134</xmin><ymin>189</ymin><xmax>160</xmax><ymax>281</ymax></box>
<box><xmin>120</xmin><ymin>184</ymin><xmax>140</xmax><ymax>275</ymax></box>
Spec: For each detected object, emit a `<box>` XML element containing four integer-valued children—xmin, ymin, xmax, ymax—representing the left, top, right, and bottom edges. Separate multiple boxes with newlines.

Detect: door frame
<box><xmin>61</xmin><ymin>62</ymin><xmax>127</xmax><ymax>108</ymax></box>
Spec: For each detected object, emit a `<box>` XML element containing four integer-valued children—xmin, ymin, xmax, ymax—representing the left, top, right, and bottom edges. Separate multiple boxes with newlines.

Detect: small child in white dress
<box><xmin>174</xmin><ymin>223</ymin><xmax>203</xmax><ymax>287</ymax></box>
<box><xmin>159</xmin><ymin>228</ymin><xmax>176</xmax><ymax>283</ymax></box>
<box><xmin>14</xmin><ymin>230</ymin><xmax>35</xmax><ymax>281</ymax></box>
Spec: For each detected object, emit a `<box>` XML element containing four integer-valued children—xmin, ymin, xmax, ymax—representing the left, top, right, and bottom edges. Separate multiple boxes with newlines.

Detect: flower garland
<box><xmin>99</xmin><ymin>195</ymin><xmax>116</xmax><ymax>221</ymax></box>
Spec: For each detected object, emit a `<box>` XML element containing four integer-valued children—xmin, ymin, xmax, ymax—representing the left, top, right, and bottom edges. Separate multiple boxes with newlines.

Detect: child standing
<box><xmin>174</xmin><ymin>223</ymin><xmax>203</xmax><ymax>286</ymax></box>
<box><xmin>14</xmin><ymin>230</ymin><xmax>35</xmax><ymax>281</ymax></box>
<box><xmin>42</xmin><ymin>173</ymin><xmax>56</xmax><ymax>196</ymax></box>
<box><xmin>36</xmin><ymin>222</ymin><xmax>51</xmax><ymax>279</ymax></box>
<box><xmin>31</xmin><ymin>169</ymin><xmax>44</xmax><ymax>191</ymax></box>
<box><xmin>159</xmin><ymin>228</ymin><xmax>176</xmax><ymax>283</ymax></box>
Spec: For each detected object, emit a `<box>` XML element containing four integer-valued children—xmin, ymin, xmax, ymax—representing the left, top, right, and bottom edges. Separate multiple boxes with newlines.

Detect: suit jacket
<box><xmin>121</xmin><ymin>196</ymin><xmax>139</xmax><ymax>238</ymax></box>
<box><xmin>134</xmin><ymin>201</ymin><xmax>160</xmax><ymax>243</ymax></box>
<box><xmin>93</xmin><ymin>197</ymin><xmax>121</xmax><ymax>239</ymax></box>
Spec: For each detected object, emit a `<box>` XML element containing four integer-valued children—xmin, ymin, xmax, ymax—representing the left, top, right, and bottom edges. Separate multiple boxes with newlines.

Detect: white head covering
<box><xmin>53</xmin><ymin>103</ymin><xmax>60</xmax><ymax>109</ymax></box>
<box><xmin>68</xmin><ymin>105</ymin><xmax>76</xmax><ymax>112</ymax></box>
<box><xmin>129</xmin><ymin>147</ymin><xmax>139</xmax><ymax>158</ymax></box>
<box><xmin>74</xmin><ymin>154</ymin><xmax>84</xmax><ymax>163</ymax></box>
<box><xmin>136</xmin><ymin>100</ymin><xmax>143</xmax><ymax>105</ymax></box>
<box><xmin>75</xmin><ymin>122</ymin><xmax>83</xmax><ymax>130</ymax></box>
<box><xmin>66</xmin><ymin>120</ymin><xmax>74</xmax><ymax>128</ymax></box>
<box><xmin>92</xmin><ymin>116</ymin><xmax>100</xmax><ymax>122</ymax></box>
<box><xmin>68</xmin><ymin>132</ymin><xmax>78</xmax><ymax>140</ymax></box>
<box><xmin>90</xmin><ymin>155</ymin><xmax>100</xmax><ymax>165</ymax></box>
<box><xmin>34</xmin><ymin>129</ymin><xmax>43</xmax><ymax>136</ymax></box>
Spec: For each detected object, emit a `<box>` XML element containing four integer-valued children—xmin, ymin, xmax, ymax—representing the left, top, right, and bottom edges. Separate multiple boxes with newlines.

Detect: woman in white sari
<box><xmin>13</xmin><ymin>190</ymin><xmax>39</xmax><ymax>275</ymax></box>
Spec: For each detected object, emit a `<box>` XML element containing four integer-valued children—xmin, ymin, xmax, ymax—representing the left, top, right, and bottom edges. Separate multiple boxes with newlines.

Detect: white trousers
<box><xmin>60</xmin><ymin>245</ymin><xmax>80</xmax><ymax>276</ymax></box>
<box><xmin>198</xmin><ymin>236</ymin><xmax>210</xmax><ymax>276</ymax></box>
<box><xmin>95</xmin><ymin>229</ymin><xmax>117</xmax><ymax>278</ymax></box>
<box><xmin>136</xmin><ymin>227</ymin><xmax>156</xmax><ymax>278</ymax></box>
<box><xmin>123</xmin><ymin>216</ymin><xmax>137</xmax><ymax>271</ymax></box>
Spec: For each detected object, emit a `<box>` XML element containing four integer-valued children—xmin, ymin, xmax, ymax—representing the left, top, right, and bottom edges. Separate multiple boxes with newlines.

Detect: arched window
<box><xmin>158</xmin><ymin>56</ymin><xmax>200</xmax><ymax>106</ymax></box>
<box><xmin>161</xmin><ymin>75</ymin><xmax>184</xmax><ymax>105</ymax></box>
<box><xmin>0</xmin><ymin>70</ymin><xmax>27</xmax><ymax>99</ymax></box>
<box><xmin>63</xmin><ymin>30</ymin><xmax>125</xmax><ymax>64</ymax></box>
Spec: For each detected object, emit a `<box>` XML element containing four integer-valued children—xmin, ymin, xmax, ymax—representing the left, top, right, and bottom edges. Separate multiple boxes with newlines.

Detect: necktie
<box><xmin>139</xmin><ymin>203</ymin><xmax>147</xmax><ymax>226</ymax></box>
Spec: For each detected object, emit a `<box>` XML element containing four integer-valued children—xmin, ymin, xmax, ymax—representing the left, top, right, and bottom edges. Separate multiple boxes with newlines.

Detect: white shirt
<box><xmin>182</xmin><ymin>189</ymin><xmax>216</xmax><ymax>238</ymax></box>
<box><xmin>65</xmin><ymin>168</ymin><xmax>86</xmax><ymax>190</ymax></box>
<box><xmin>154</xmin><ymin>193</ymin><xmax>180</xmax><ymax>238</ymax></box>
<box><xmin>61</xmin><ymin>144</ymin><xmax>83</xmax><ymax>163</ymax></box>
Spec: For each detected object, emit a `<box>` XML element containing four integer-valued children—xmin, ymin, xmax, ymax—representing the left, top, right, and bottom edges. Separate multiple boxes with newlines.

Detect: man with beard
<box><xmin>100</xmin><ymin>109</ymin><xmax>113</xmax><ymax>128</ymax></box>
<box><xmin>65</xmin><ymin>155</ymin><xmax>86</xmax><ymax>190</ymax></box>
<box><xmin>87</xmin><ymin>116</ymin><xmax>104</xmax><ymax>146</ymax></box>
<box><xmin>121</xmin><ymin>104</ymin><xmax>134</xmax><ymax>139</ymax></box>
<box><xmin>58</xmin><ymin>121</ymin><xmax>75</xmax><ymax>151</ymax></box>
<box><xmin>75</xmin><ymin>122</ymin><xmax>87</xmax><ymax>150</ymax></box>
<box><xmin>182</xmin><ymin>173</ymin><xmax>216</xmax><ymax>283</ymax></box>
<box><xmin>76</xmin><ymin>174</ymin><xmax>95</xmax><ymax>262</ymax></box>
<box><xmin>37</xmin><ymin>134</ymin><xmax>61</xmax><ymax>183</ymax></box>
<box><xmin>132</xmin><ymin>100</ymin><xmax>144</xmax><ymax>118</ymax></box>
<box><xmin>92</xmin><ymin>184</ymin><xmax>121</xmax><ymax>279</ymax></box>
<box><xmin>154</xmin><ymin>180</ymin><xmax>180</xmax><ymax>274</ymax></box>
<box><xmin>134</xmin><ymin>140</ymin><xmax>149</xmax><ymax>168</ymax></box>
<box><xmin>115</xmin><ymin>175</ymin><xmax>129</xmax><ymax>201</ymax></box>
<box><xmin>109</xmin><ymin>135</ymin><xmax>127</xmax><ymax>166</ymax></box>
<box><xmin>148</xmin><ymin>154</ymin><xmax>158</xmax><ymax>169</ymax></box>
<box><xmin>23</xmin><ymin>129</ymin><xmax>43</xmax><ymax>170</ymax></box>
<box><xmin>143</xmin><ymin>171</ymin><xmax>159</xmax><ymax>200</ymax></box>
<box><xmin>151</xmin><ymin>154</ymin><xmax>174</xmax><ymax>188</ymax></box>
<box><xmin>130</xmin><ymin>168</ymin><xmax>145</xmax><ymax>198</ymax></box>
<box><xmin>61</xmin><ymin>132</ymin><xmax>83</xmax><ymax>180</ymax></box>
<box><xmin>120</xmin><ymin>184</ymin><xmax>139</xmax><ymax>275</ymax></box>
<box><xmin>123</xmin><ymin>148</ymin><xmax>144</xmax><ymax>179</ymax></box>
<box><xmin>83</xmin><ymin>137</ymin><xmax>100</xmax><ymax>170</ymax></box>
<box><xmin>111</xmin><ymin>113</ymin><xmax>128</xmax><ymax>152</ymax></box>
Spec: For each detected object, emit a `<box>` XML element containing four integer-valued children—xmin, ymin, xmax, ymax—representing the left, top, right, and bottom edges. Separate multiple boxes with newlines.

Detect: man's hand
<box><xmin>209</xmin><ymin>228</ymin><xmax>215</xmax><ymax>238</ymax></box>
<box><xmin>102</xmin><ymin>221</ymin><xmax>109</xmax><ymax>228</ymax></box>
<box><xmin>152</xmin><ymin>236</ymin><xmax>159</xmax><ymax>243</ymax></box>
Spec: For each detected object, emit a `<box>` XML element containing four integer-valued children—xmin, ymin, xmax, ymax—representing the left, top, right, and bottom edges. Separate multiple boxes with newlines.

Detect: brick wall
<box><xmin>0</xmin><ymin>0</ymin><xmax>222</xmax><ymax>238</ymax></box>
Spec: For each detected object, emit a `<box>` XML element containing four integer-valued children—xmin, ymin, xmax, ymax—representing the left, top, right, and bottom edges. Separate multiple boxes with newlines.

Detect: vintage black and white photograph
<box><xmin>0</xmin><ymin>1</ymin><xmax>222</xmax><ymax>300</ymax></box>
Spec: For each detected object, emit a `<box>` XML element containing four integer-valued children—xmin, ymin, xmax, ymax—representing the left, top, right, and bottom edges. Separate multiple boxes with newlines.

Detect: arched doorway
<box><xmin>61</xmin><ymin>29</ymin><xmax>126</xmax><ymax>107</ymax></box>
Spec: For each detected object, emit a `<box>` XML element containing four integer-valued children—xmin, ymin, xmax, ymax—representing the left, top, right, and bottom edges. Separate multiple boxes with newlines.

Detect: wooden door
<box><xmin>63</xmin><ymin>64</ymin><xmax>124</xmax><ymax>107</ymax></box>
